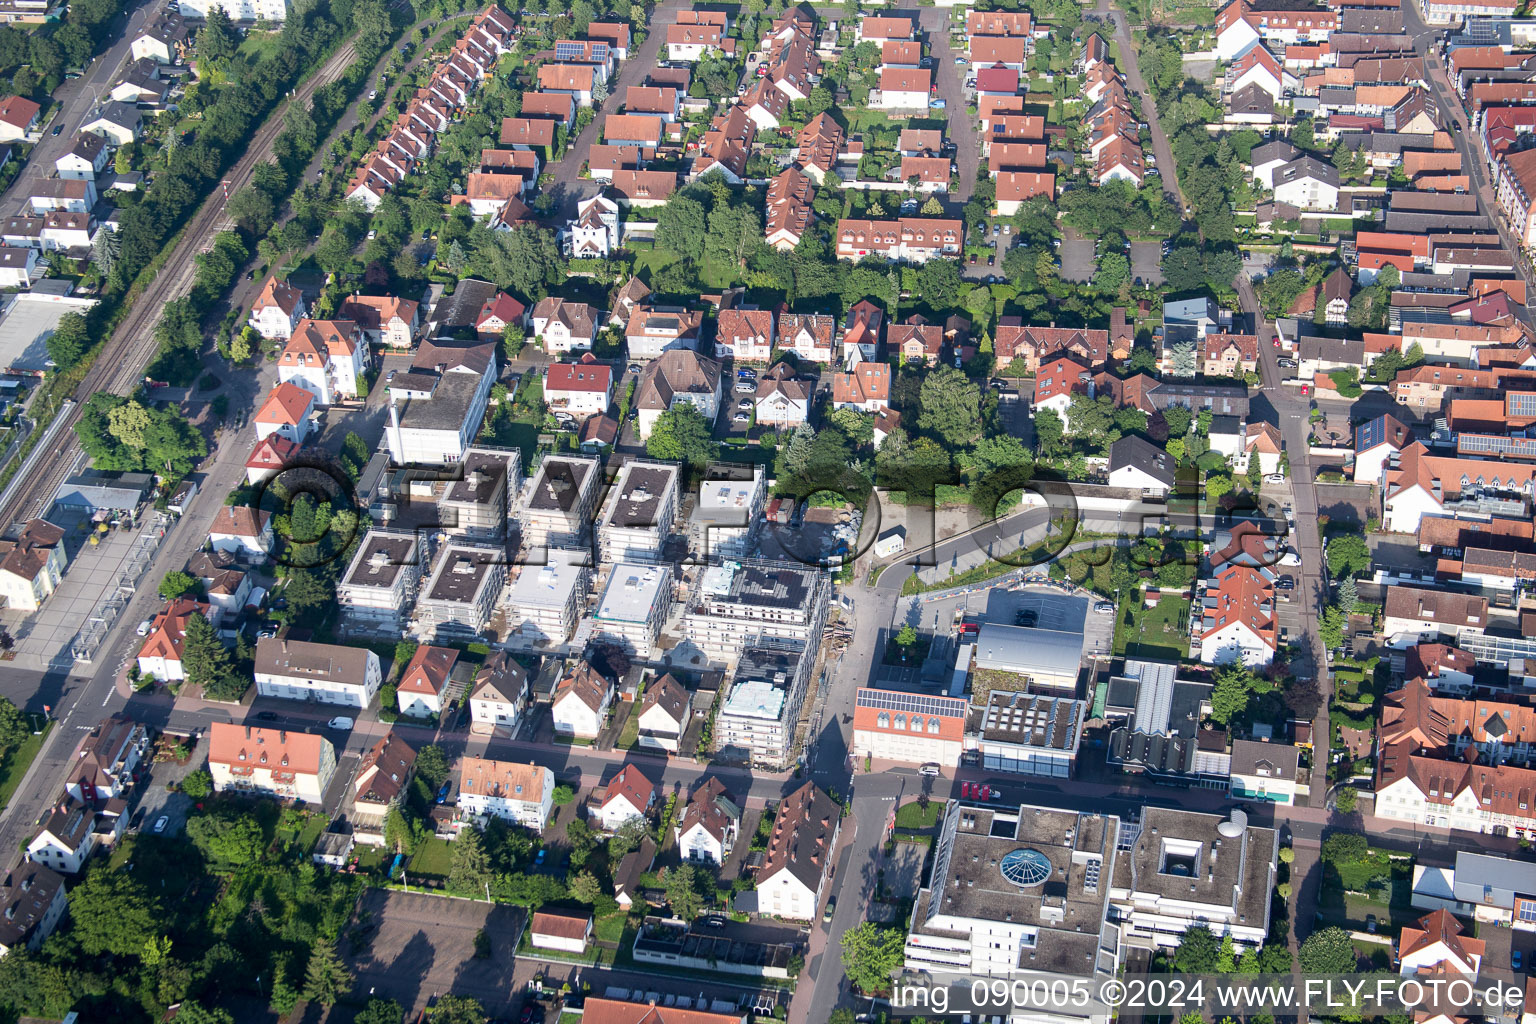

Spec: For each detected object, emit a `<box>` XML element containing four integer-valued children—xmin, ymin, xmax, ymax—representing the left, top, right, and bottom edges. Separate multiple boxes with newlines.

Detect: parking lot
<box><xmin>1130</xmin><ymin>241</ymin><xmax>1164</xmax><ymax>286</ymax></box>
<box><xmin>1060</xmin><ymin>230</ymin><xmax>1095</xmax><ymax>283</ymax></box>
<box><xmin>344</xmin><ymin>889</ymin><xmax>528</xmax><ymax>1018</ymax></box>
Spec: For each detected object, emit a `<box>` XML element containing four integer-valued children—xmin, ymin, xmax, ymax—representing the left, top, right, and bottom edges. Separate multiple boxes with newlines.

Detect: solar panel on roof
<box><xmin>1509</xmin><ymin>393</ymin><xmax>1536</xmax><ymax>418</ymax></box>
<box><xmin>1457</xmin><ymin>434</ymin><xmax>1536</xmax><ymax>459</ymax></box>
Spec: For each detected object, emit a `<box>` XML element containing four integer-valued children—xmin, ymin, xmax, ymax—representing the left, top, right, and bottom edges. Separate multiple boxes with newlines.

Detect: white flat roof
<box><xmin>506</xmin><ymin>560</ymin><xmax>585</xmax><ymax>609</ymax></box>
<box><xmin>0</xmin><ymin>293</ymin><xmax>96</xmax><ymax>373</ymax></box>
<box><xmin>595</xmin><ymin>563</ymin><xmax>668</xmax><ymax>623</ymax></box>
<box><xmin>720</xmin><ymin>679</ymin><xmax>786</xmax><ymax>721</ymax></box>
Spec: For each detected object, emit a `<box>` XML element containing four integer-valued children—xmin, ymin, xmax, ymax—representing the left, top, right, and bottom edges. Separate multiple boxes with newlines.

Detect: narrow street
<box><xmin>1100</xmin><ymin>2</ymin><xmax>1187</xmax><ymax>215</ymax></box>
<box><xmin>919</xmin><ymin>7</ymin><xmax>977</xmax><ymax>204</ymax></box>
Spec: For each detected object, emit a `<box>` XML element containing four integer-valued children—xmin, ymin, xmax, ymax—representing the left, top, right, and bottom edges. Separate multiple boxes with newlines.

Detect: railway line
<box><xmin>1</xmin><ymin>38</ymin><xmax>361</xmax><ymax>525</ymax></box>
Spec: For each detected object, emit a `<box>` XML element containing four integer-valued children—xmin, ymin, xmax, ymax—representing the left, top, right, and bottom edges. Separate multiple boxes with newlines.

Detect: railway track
<box><xmin>1</xmin><ymin>39</ymin><xmax>361</xmax><ymax>526</ymax></box>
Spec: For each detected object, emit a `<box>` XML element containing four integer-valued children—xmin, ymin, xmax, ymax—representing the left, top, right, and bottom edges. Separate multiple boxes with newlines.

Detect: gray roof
<box><xmin>1109</xmin><ymin>435</ymin><xmax>1175</xmax><ymax>487</ymax></box>
<box><xmin>1250</xmin><ymin>140</ymin><xmax>1298</xmax><ymax>167</ymax></box>
<box><xmin>973</xmin><ymin>623</ymin><xmax>1084</xmax><ymax>683</ymax></box>
<box><xmin>1105</xmin><ymin>659</ymin><xmax>1210</xmax><ymax>738</ymax></box>
<box><xmin>1229</xmin><ymin>738</ymin><xmax>1300</xmax><ymax>777</ymax></box>
<box><xmin>429</xmin><ymin>277</ymin><xmax>499</xmax><ymax>328</ymax></box>
<box><xmin>1274</xmin><ymin>155</ymin><xmax>1340</xmax><ymax>189</ymax></box>
<box><xmin>255</xmin><ymin>637</ymin><xmax>375</xmax><ymax>683</ymax></box>
<box><xmin>1110</xmin><ymin>807</ymin><xmax>1275</xmax><ymax>930</ymax></box>
<box><xmin>1451</xmin><ymin>851</ymin><xmax>1536</xmax><ymax>910</ymax></box>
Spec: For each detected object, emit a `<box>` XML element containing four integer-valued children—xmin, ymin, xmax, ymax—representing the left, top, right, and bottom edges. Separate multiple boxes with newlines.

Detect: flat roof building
<box><xmin>689</xmin><ymin>463</ymin><xmax>767</xmax><ymax>560</ymax></box>
<box><xmin>597</xmin><ymin>460</ymin><xmax>680</xmax><ymax>563</ymax></box>
<box><xmin>504</xmin><ymin>551</ymin><xmax>590</xmax><ymax>648</ymax></box>
<box><xmin>337</xmin><ymin>530</ymin><xmax>425</xmax><ymax>636</ymax></box>
<box><xmin>972</xmin><ymin>690</ymin><xmax>1087</xmax><ymax>778</ymax></box>
<box><xmin>592</xmin><ymin>562</ymin><xmax>674</xmax><ymax>658</ymax></box>
<box><xmin>714</xmin><ymin>639</ymin><xmax>812</xmax><ymax>769</ymax></box>
<box><xmin>519</xmin><ymin>454</ymin><xmax>601</xmax><ymax>554</ymax></box>
<box><xmin>682</xmin><ymin>558</ymin><xmax>830</xmax><ymax>666</ymax></box>
<box><xmin>439</xmin><ymin>446</ymin><xmax>522</xmax><ymax>541</ymax></box>
<box><xmin>413</xmin><ymin>543</ymin><xmax>508</xmax><ymax>641</ymax></box>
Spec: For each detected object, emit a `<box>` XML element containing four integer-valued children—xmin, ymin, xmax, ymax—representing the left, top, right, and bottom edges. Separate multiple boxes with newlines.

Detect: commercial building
<box><xmin>714</xmin><ymin>640</ymin><xmax>813</xmax><ymax>769</ymax></box>
<box><xmin>505</xmin><ymin>554</ymin><xmax>590</xmax><ymax>647</ymax></box>
<box><xmin>596</xmin><ymin>461</ymin><xmax>680</xmax><ymax>563</ymax></box>
<box><xmin>207</xmin><ymin>723</ymin><xmax>337</xmax><ymax>804</ymax></box>
<box><xmin>1412</xmin><ymin>852</ymin><xmax>1536</xmax><ymax>925</ymax></box>
<box><xmin>337</xmin><ymin>530</ymin><xmax>425</xmax><ymax>636</ymax></box>
<box><xmin>905</xmin><ymin>803</ymin><xmax>1122</xmax><ymax>990</ymax></box>
<box><xmin>681</xmin><ymin>559</ymin><xmax>830</xmax><ymax>666</ymax></box>
<box><xmin>457</xmin><ymin>757</ymin><xmax>554</xmax><ymax>831</ymax></box>
<box><xmin>973</xmin><ymin>690</ymin><xmax>1088</xmax><ymax>778</ymax></box>
<box><xmin>254</xmin><ymin>638</ymin><xmax>383</xmax><ymax>708</ymax></box>
<box><xmin>384</xmin><ymin>340</ymin><xmax>497</xmax><ymax>466</ymax></box>
<box><xmin>973</xmin><ymin>623</ymin><xmax>1084</xmax><ymax>692</ymax></box>
<box><xmin>1228</xmin><ymin>740</ymin><xmax>1301</xmax><ymax>804</ymax></box>
<box><xmin>413</xmin><ymin>543</ymin><xmax>508</xmax><ymax>641</ymax></box>
<box><xmin>1107</xmin><ymin>807</ymin><xmax>1277</xmax><ymax>950</ymax></box>
<box><xmin>592</xmin><ymin>564</ymin><xmax>673</xmax><ymax>658</ymax></box>
<box><xmin>518</xmin><ymin>454</ymin><xmax>601</xmax><ymax>552</ymax></box>
<box><xmin>852</xmin><ymin>688</ymin><xmax>968</xmax><ymax>765</ymax></box>
<box><xmin>1102</xmin><ymin>660</ymin><xmax>1227</xmax><ymax>786</ymax></box>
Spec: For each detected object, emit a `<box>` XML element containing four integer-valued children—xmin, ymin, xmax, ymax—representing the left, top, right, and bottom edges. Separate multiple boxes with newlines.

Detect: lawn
<box><xmin>0</xmin><ymin>720</ymin><xmax>51</xmax><ymax>813</ymax></box>
<box><xmin>594</xmin><ymin>911</ymin><xmax>632</xmax><ymax>944</ymax></box>
<box><xmin>615</xmin><ymin>701</ymin><xmax>641</xmax><ymax>750</ymax></box>
<box><xmin>1114</xmin><ymin>596</ymin><xmax>1190</xmax><ymax>660</ymax></box>
<box><xmin>894</xmin><ymin>800</ymin><xmax>942</xmax><ymax>830</ymax></box>
<box><xmin>408</xmin><ymin>836</ymin><xmax>455</xmax><ymax>880</ymax></box>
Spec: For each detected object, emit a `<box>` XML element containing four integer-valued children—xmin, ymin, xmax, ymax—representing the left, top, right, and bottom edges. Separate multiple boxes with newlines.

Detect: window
<box><xmin>1520</xmin><ymin>901</ymin><xmax>1536</xmax><ymax>924</ymax></box>
<box><xmin>928</xmin><ymin>717</ymin><xmax>941</xmax><ymax>734</ymax></box>
<box><xmin>877</xmin><ymin>712</ymin><xmax>890</xmax><ymax>728</ymax></box>
<box><xmin>895</xmin><ymin>714</ymin><xmax>906</xmax><ymax>729</ymax></box>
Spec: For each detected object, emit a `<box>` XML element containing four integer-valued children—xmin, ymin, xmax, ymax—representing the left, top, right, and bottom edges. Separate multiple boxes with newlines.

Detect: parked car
<box><xmin>823</xmin><ymin>896</ymin><xmax>837</xmax><ymax>923</ymax></box>
<box><xmin>919</xmin><ymin>763</ymin><xmax>941</xmax><ymax>776</ymax></box>
<box><xmin>737</xmin><ymin>399</ymin><xmax>753</xmax><ymax>410</ymax></box>
<box><xmin>1515</xmin><ymin>949</ymin><xmax>1525</xmax><ymax>971</ymax></box>
<box><xmin>954</xmin><ymin>56</ymin><xmax>967</xmax><ymax>65</ymax></box>
<box><xmin>328</xmin><ymin>717</ymin><xmax>354</xmax><ymax>730</ymax></box>
<box><xmin>1276</xmin><ymin>575</ymin><xmax>1295</xmax><ymax>591</ymax></box>
<box><xmin>734</xmin><ymin>382</ymin><xmax>755</xmax><ymax>393</ymax></box>
<box><xmin>154</xmin><ymin>816</ymin><xmax>169</xmax><ymax>833</ymax></box>
<box><xmin>1094</xmin><ymin>602</ymin><xmax>1115</xmax><ymax>613</ymax></box>
<box><xmin>627</xmin><ymin>363</ymin><xmax>642</xmax><ymax>374</ymax></box>
<box><xmin>733</xmin><ymin>412</ymin><xmax>749</xmax><ymax>423</ymax></box>
<box><xmin>929</xmin><ymin>99</ymin><xmax>946</xmax><ymax>110</ymax></box>
<box><xmin>50</xmin><ymin>124</ymin><xmax>62</xmax><ymax>136</ymax></box>
<box><xmin>256</xmin><ymin>711</ymin><xmax>278</xmax><ymax>721</ymax></box>
<box><xmin>1277</xmin><ymin>357</ymin><xmax>1297</xmax><ymax>368</ymax></box>
<box><xmin>136</xmin><ymin>619</ymin><xmax>152</xmax><ymax>636</ymax></box>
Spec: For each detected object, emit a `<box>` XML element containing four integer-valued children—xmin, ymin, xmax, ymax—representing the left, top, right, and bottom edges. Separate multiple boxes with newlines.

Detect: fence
<box><xmin>69</xmin><ymin>512</ymin><xmax>170</xmax><ymax>664</ymax></box>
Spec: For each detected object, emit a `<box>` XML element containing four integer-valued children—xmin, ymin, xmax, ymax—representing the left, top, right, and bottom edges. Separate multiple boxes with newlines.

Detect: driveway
<box><xmin>1098</xmin><ymin>1</ymin><xmax>1187</xmax><ymax>216</ymax></box>
<box><xmin>920</xmin><ymin>7</ymin><xmax>978</xmax><ymax>202</ymax></box>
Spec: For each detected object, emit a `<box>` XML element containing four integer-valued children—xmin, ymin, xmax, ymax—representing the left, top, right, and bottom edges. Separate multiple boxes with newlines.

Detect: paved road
<box><xmin>920</xmin><ymin>7</ymin><xmax>977</xmax><ymax>204</ymax></box>
<box><xmin>544</xmin><ymin>0</ymin><xmax>686</xmax><ymax>220</ymax></box>
<box><xmin>1098</xmin><ymin>4</ymin><xmax>1186</xmax><ymax>216</ymax></box>
<box><xmin>0</xmin><ymin>0</ymin><xmax>157</xmax><ymax>218</ymax></box>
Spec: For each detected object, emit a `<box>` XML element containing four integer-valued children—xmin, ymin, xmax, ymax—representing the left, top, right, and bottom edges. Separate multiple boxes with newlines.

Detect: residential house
<box><xmin>457</xmin><ymin>757</ymin><xmax>554</xmax><ymax>831</ymax></box>
<box><xmin>207</xmin><ymin>723</ymin><xmax>337</xmax><ymax>804</ymax></box>
<box><xmin>892</xmin><ymin>317</ymin><xmax>943</xmax><ymax>366</ymax></box>
<box><xmin>835</xmin><ymin>218</ymin><xmax>964</xmax><ymax>263</ymax></box>
<box><xmin>1033</xmin><ymin>355</ymin><xmax>1091</xmax><ymax>424</ymax></box>
<box><xmin>565</xmin><ymin>194</ymin><xmax>620</xmax><ymax>258</ymax></box>
<box><xmin>877</xmin><ymin>68</ymin><xmax>931</xmax><ymax>110</ymax></box>
<box><xmin>81</xmin><ymin>102</ymin><xmax>141</xmax><ymax>146</ymax></box>
<box><xmin>1198</xmin><ymin>565</ymin><xmax>1277</xmax><ymax>668</ymax></box>
<box><xmin>1228</xmin><ymin>739</ymin><xmax>1301</xmax><ymax>804</ymax></box>
<box><xmin>597</xmin><ymin>764</ymin><xmax>657</xmax><ymax>831</ymax></box>
<box><xmin>0</xmin><ymin>862</ymin><xmax>66</xmax><ymax>956</ymax></box>
<box><xmin>627</xmin><ymin>306</ymin><xmax>702</xmax><ymax>359</ymax></box>
<box><xmin>352</xmin><ymin>731</ymin><xmax>417</xmax><ymax>817</ymax></box>
<box><xmin>1273</xmin><ymin>156</ymin><xmax>1341</xmax><ymax>210</ymax></box>
<box><xmin>249</xmin><ymin>277</ymin><xmax>307</xmax><ymax>340</ymax></box>
<box><xmin>842</xmin><ymin>300</ymin><xmax>884</xmax><ymax>366</ymax></box>
<box><xmin>475</xmin><ymin>292</ymin><xmax>527</xmax><ymax>339</ymax></box>
<box><xmin>396</xmin><ymin>645</ymin><xmax>458</xmax><ymax>718</ymax></box>
<box><xmin>755</xmin><ymin>362</ymin><xmax>812</xmax><ymax>427</ymax></box>
<box><xmin>338</xmin><ymin>294</ymin><xmax>420</xmax><ymax>348</ymax></box>
<box><xmin>1202</xmin><ymin>333</ymin><xmax>1260</xmax><ymax>378</ymax></box>
<box><xmin>530</xmin><ymin>298</ymin><xmax>599</xmax><ymax>354</ymax></box>
<box><xmin>469</xmin><ymin>651</ymin><xmax>528</xmax><ymax>734</ymax></box>
<box><xmin>1108</xmin><ymin>435</ymin><xmax>1177</xmax><ymax>497</ymax></box>
<box><xmin>55</xmin><ymin>133</ymin><xmax>108</xmax><ymax>181</ymax></box>
<box><xmin>546</xmin><ymin>353</ymin><xmax>614</xmax><ymax>422</ymax></box>
<box><xmin>0</xmin><ymin>95</ymin><xmax>40</xmax><ymax>142</ymax></box>
<box><xmin>552</xmin><ymin>661</ymin><xmax>616</xmax><ymax>738</ymax></box>
<box><xmin>636</xmin><ymin>349</ymin><xmax>722</xmax><ymax>439</ymax></box>
<box><xmin>637</xmin><ymin>674</ymin><xmax>691</xmax><ymax>753</ymax></box>
<box><xmin>831</xmin><ymin>362</ymin><xmax>891</xmax><ymax>412</ymax></box>
<box><xmin>778</xmin><ymin>311</ymin><xmax>836</xmax><ymax>362</ymax></box>
<box><xmin>208</xmin><ymin>506</ymin><xmax>273</xmax><ymax>561</ymax></box>
<box><xmin>0</xmin><ymin>518</ymin><xmax>66</xmax><ymax>613</ymax></box>
<box><xmin>716</xmin><ymin>308</ymin><xmax>776</xmax><ymax>363</ymax></box>
<box><xmin>676</xmin><ymin>777</ymin><xmax>742</xmax><ymax>865</ymax></box>
<box><xmin>254</xmin><ymin>637</ymin><xmax>383</xmax><ymax>708</ymax></box>
<box><xmin>277</xmin><ymin>319</ymin><xmax>369</xmax><ymax>407</ymax></box>
<box><xmin>754</xmin><ymin>781</ymin><xmax>841</xmax><ymax>920</ymax></box>
<box><xmin>65</xmin><ymin>716</ymin><xmax>148</xmax><ymax>804</ymax></box>
<box><xmin>253</xmin><ymin>381</ymin><xmax>318</xmax><ymax>444</ymax></box>
<box><xmin>136</xmin><ymin>597</ymin><xmax>211</xmax><ymax>683</ymax></box>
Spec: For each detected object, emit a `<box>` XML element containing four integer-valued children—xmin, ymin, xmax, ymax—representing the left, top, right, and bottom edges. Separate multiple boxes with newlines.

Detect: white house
<box><xmin>1249</xmin><ymin>140</ymin><xmax>1299</xmax><ymax>189</ymax></box>
<box><xmin>395</xmin><ymin>645</ymin><xmax>458</xmax><ymax>718</ymax></box>
<box><xmin>0</xmin><ymin>862</ymin><xmax>67</xmax><ymax>957</ymax></box>
<box><xmin>253</xmin><ymin>381</ymin><xmax>318</xmax><ymax>444</ymax></box>
<box><xmin>469</xmin><ymin>651</ymin><xmax>527</xmax><ymax>734</ymax></box>
<box><xmin>1353</xmin><ymin>413</ymin><xmax>1412</xmax><ymax>489</ymax></box>
<box><xmin>551</xmin><ymin>662</ymin><xmax>615</xmax><ymax>739</ymax></box>
<box><xmin>1396</xmin><ymin>909</ymin><xmax>1483</xmax><ymax>977</ymax></box>
<box><xmin>457</xmin><ymin>757</ymin><xmax>554</xmax><ymax>832</ymax></box>
<box><xmin>877</xmin><ymin>67</ymin><xmax>931</xmax><ymax>110</ymax></box>
<box><xmin>715</xmin><ymin>308</ymin><xmax>775</xmax><ymax>363</ymax></box>
<box><xmin>135</xmin><ymin>598</ymin><xmax>211</xmax><ymax>683</ymax></box>
<box><xmin>0</xmin><ymin>246</ymin><xmax>36</xmax><ymax>289</ymax></box>
<box><xmin>597</xmin><ymin>764</ymin><xmax>657</xmax><ymax>831</ymax></box>
<box><xmin>565</xmin><ymin>194</ymin><xmax>620</xmax><ymax>258</ymax></box>
<box><xmin>1198</xmin><ymin>566</ymin><xmax>1277</xmax><ymax>668</ymax></box>
<box><xmin>1107</xmin><ymin>435</ymin><xmax>1177</xmax><ymax>497</ymax></box>
<box><xmin>637</xmin><ymin>673</ymin><xmax>690</xmax><ymax>753</ymax></box>
<box><xmin>1228</xmin><ymin>739</ymin><xmax>1300</xmax><ymax>805</ymax></box>
<box><xmin>208</xmin><ymin>506</ymin><xmax>274</xmax><ymax>561</ymax></box>
<box><xmin>0</xmin><ymin>518</ymin><xmax>67</xmax><ymax>612</ymax></box>
<box><xmin>636</xmin><ymin>349</ymin><xmax>723</xmax><ymax>440</ymax></box>
<box><xmin>1272</xmin><ymin>156</ymin><xmax>1341</xmax><ymax>211</ymax></box>
<box><xmin>529</xmin><ymin>298</ymin><xmax>599</xmax><ymax>354</ymax></box>
<box><xmin>250</xmin><ymin>277</ymin><xmax>307</xmax><ymax>342</ymax></box>
<box><xmin>277</xmin><ymin>318</ymin><xmax>369</xmax><ymax>406</ymax></box>
<box><xmin>755</xmin><ymin>365</ymin><xmax>811</xmax><ymax>427</ymax></box>
<box><xmin>26</xmin><ymin>794</ymin><xmax>120</xmax><ymax>875</ymax></box>
<box><xmin>255</xmin><ymin>638</ymin><xmax>383</xmax><ymax>709</ymax></box>
<box><xmin>676</xmin><ymin>777</ymin><xmax>741</xmax><ymax>866</ymax></box>
<box><xmin>82</xmin><ymin>102</ymin><xmax>141</xmax><ymax>146</ymax></box>
<box><xmin>207</xmin><ymin>723</ymin><xmax>337</xmax><ymax>808</ymax></box>
<box><xmin>545</xmin><ymin>354</ymin><xmax>614</xmax><ymax>422</ymax></box>
<box><xmin>754</xmin><ymin>781</ymin><xmax>840</xmax><ymax>920</ymax></box>
<box><xmin>530</xmin><ymin>910</ymin><xmax>593</xmax><ymax>953</ymax></box>
<box><xmin>55</xmin><ymin>133</ymin><xmax>108</xmax><ymax>182</ymax></box>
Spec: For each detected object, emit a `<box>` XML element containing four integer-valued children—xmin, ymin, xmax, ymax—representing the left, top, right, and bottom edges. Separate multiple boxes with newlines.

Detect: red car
<box><xmin>1272</xmin><ymin>337</ymin><xmax>1281</xmax><ymax>347</ymax></box>
<box><xmin>1300</xmin><ymin>384</ymin><xmax>1311</xmax><ymax>396</ymax></box>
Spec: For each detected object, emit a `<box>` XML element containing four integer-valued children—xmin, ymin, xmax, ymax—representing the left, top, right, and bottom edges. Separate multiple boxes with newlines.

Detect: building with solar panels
<box><xmin>971</xmin><ymin>690</ymin><xmax>1086</xmax><ymax>777</ymax></box>
<box><xmin>852</xmin><ymin>687</ymin><xmax>968</xmax><ymax>764</ymax></box>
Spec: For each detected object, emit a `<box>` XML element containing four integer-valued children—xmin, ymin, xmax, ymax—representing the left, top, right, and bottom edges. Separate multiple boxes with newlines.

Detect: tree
<box><xmin>1337</xmin><ymin>575</ymin><xmax>1358</xmax><ymax>612</ymax></box>
<box><xmin>646</xmin><ymin>404</ymin><xmax>717</xmax><ymax>467</ymax></box>
<box><xmin>1034</xmin><ymin>407</ymin><xmax>1065</xmax><ymax>457</ymax></box>
<box><xmin>551</xmin><ymin>783</ymin><xmax>576</xmax><ymax>805</ymax></box>
<box><xmin>356</xmin><ymin>999</ymin><xmax>405</xmax><ymax>1024</ymax></box>
<box><xmin>665</xmin><ymin>864</ymin><xmax>707</xmax><ymax>920</ymax></box>
<box><xmin>1319</xmin><ymin>605</ymin><xmax>1345</xmax><ymax>650</ymax></box>
<box><xmin>571</xmin><ymin>871</ymin><xmax>605</xmax><ymax>904</ymax></box>
<box><xmin>656</xmin><ymin>195</ymin><xmax>708</xmax><ymax>257</ymax></box>
<box><xmin>467</xmin><ymin>224</ymin><xmax>563</xmax><ymax>300</ymax></box>
<box><xmin>0</xmin><ymin>697</ymin><xmax>28</xmax><ymax>750</ymax></box>
<box><xmin>1299</xmin><ymin>927</ymin><xmax>1357</xmax><ymax>974</ymax></box>
<box><xmin>840</xmin><ymin>922</ymin><xmax>904</xmax><ymax>994</ymax></box>
<box><xmin>921</xmin><ymin>195</ymin><xmax>944</xmax><ymax>216</ymax></box>
<box><xmin>415</xmin><ymin>743</ymin><xmax>450</xmax><ymax>790</ymax></box>
<box><xmin>1326</xmin><ymin>534</ymin><xmax>1370</xmax><ymax>580</ymax></box>
<box><xmin>895</xmin><ymin>624</ymin><xmax>918</xmax><ymax>648</ymax></box>
<box><xmin>1320</xmin><ymin>831</ymin><xmax>1368</xmax><ymax>865</ymax></box>
<box><xmin>566</xmin><ymin>817</ymin><xmax>600</xmax><ymax>869</ymax></box>
<box><xmin>301</xmin><ymin>941</ymin><xmax>352</xmax><ymax>1007</ymax></box>
<box><xmin>917</xmin><ymin>366</ymin><xmax>981</xmax><ymax>447</ymax></box>
<box><xmin>180</xmin><ymin>768</ymin><xmax>212</xmax><ymax>801</ymax></box>
<box><xmin>197</xmin><ymin>7</ymin><xmax>238</xmax><ymax>64</ymax></box>
<box><xmin>1173</xmin><ymin>924</ymin><xmax>1220</xmax><ymax>973</ymax></box>
<box><xmin>451</xmin><ymin>825</ymin><xmax>495</xmax><ymax>896</ymax></box>
<box><xmin>158</xmin><ymin>570</ymin><xmax>199</xmax><ymax>600</ymax></box>
<box><xmin>164</xmin><ymin>1002</ymin><xmax>234</xmax><ymax>1024</ymax></box>
<box><xmin>68</xmin><ymin>868</ymin><xmax>160</xmax><ymax>956</ymax></box>
<box><xmin>283</xmin><ymin>567</ymin><xmax>332</xmax><ymax>612</ymax></box>
<box><xmin>186</xmin><ymin>812</ymin><xmax>265</xmax><ymax>866</ymax></box>
<box><xmin>428</xmin><ymin>996</ymin><xmax>489</xmax><ymax>1024</ymax></box>
<box><xmin>609</xmin><ymin>815</ymin><xmax>650</xmax><ymax>859</ymax></box>
<box><xmin>1095</xmin><ymin>251</ymin><xmax>1129</xmax><ymax>293</ymax></box>
<box><xmin>1335</xmin><ymin>786</ymin><xmax>1358</xmax><ymax>813</ymax></box>
<box><xmin>1209</xmin><ymin>664</ymin><xmax>1258</xmax><ymax>725</ymax></box>
<box><xmin>182</xmin><ymin>613</ymin><xmax>244</xmax><ymax>700</ymax></box>
<box><xmin>46</xmin><ymin>311</ymin><xmax>91</xmax><ymax>370</ymax></box>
